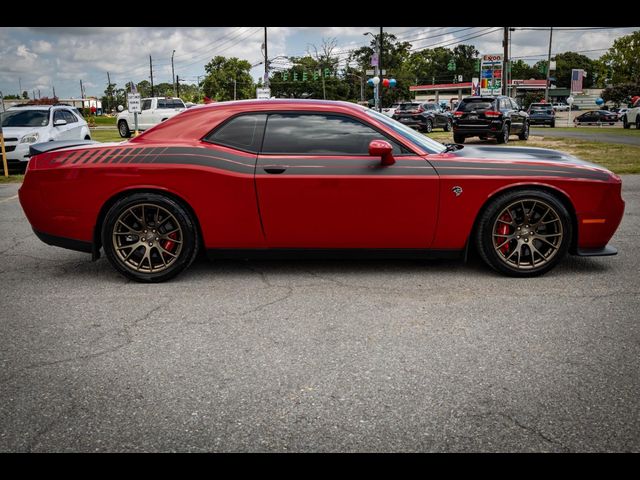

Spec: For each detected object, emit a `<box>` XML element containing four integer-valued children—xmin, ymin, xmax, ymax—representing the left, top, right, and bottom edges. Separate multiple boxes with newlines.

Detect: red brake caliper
<box><xmin>496</xmin><ymin>213</ymin><xmax>512</xmax><ymax>254</ymax></box>
<box><xmin>162</xmin><ymin>232</ymin><xmax>178</xmax><ymax>253</ymax></box>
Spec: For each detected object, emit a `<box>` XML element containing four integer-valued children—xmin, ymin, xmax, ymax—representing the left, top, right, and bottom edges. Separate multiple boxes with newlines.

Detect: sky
<box><xmin>0</xmin><ymin>26</ymin><xmax>638</xmax><ymax>99</ymax></box>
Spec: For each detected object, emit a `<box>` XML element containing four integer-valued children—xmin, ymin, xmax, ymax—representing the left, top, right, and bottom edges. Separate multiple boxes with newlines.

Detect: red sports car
<box><xmin>19</xmin><ymin>99</ymin><xmax>624</xmax><ymax>282</ymax></box>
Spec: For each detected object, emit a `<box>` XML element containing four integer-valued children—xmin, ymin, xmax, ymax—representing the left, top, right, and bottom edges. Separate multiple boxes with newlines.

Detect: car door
<box><xmin>510</xmin><ymin>98</ymin><xmax>526</xmax><ymax>129</ymax></box>
<box><xmin>255</xmin><ymin>112</ymin><xmax>439</xmax><ymax>249</ymax></box>
<box><xmin>51</xmin><ymin>110</ymin><xmax>73</xmax><ymax>140</ymax></box>
<box><xmin>137</xmin><ymin>99</ymin><xmax>153</xmax><ymax>130</ymax></box>
<box><xmin>501</xmin><ymin>98</ymin><xmax>521</xmax><ymax>132</ymax></box>
<box><xmin>62</xmin><ymin>110</ymin><xmax>83</xmax><ymax>139</ymax></box>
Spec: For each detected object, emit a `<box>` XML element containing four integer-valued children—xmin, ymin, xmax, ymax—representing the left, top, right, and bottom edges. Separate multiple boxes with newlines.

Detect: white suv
<box><xmin>1</xmin><ymin>105</ymin><xmax>91</xmax><ymax>171</ymax></box>
<box><xmin>622</xmin><ymin>98</ymin><xmax>640</xmax><ymax>129</ymax></box>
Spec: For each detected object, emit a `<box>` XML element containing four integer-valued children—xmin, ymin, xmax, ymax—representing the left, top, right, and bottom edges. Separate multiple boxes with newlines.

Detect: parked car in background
<box><xmin>19</xmin><ymin>99</ymin><xmax>624</xmax><ymax>282</ymax></box>
<box><xmin>573</xmin><ymin>110</ymin><xmax>618</xmax><ymax>126</ymax></box>
<box><xmin>392</xmin><ymin>102</ymin><xmax>452</xmax><ymax>132</ymax></box>
<box><xmin>0</xmin><ymin>104</ymin><xmax>92</xmax><ymax>173</ymax></box>
<box><xmin>528</xmin><ymin>102</ymin><xmax>556</xmax><ymax>127</ymax></box>
<box><xmin>570</xmin><ymin>104</ymin><xmax>581</xmax><ymax>111</ymax></box>
<box><xmin>382</xmin><ymin>103</ymin><xmax>400</xmax><ymax>117</ymax></box>
<box><xmin>452</xmin><ymin>95</ymin><xmax>529</xmax><ymax>144</ymax></box>
<box><xmin>552</xmin><ymin>103</ymin><xmax>569</xmax><ymax>112</ymax></box>
<box><xmin>621</xmin><ymin>98</ymin><xmax>640</xmax><ymax>129</ymax></box>
<box><xmin>117</xmin><ymin>97</ymin><xmax>186</xmax><ymax>138</ymax></box>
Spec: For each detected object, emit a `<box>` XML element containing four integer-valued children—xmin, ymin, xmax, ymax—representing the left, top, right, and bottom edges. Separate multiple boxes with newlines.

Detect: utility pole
<box><xmin>379</xmin><ymin>26</ymin><xmax>383</xmax><ymax>112</ymax></box>
<box><xmin>544</xmin><ymin>27</ymin><xmax>553</xmax><ymax>103</ymax></box>
<box><xmin>149</xmin><ymin>56</ymin><xmax>155</xmax><ymax>97</ymax></box>
<box><xmin>18</xmin><ymin>78</ymin><xmax>22</xmax><ymax>97</ymax></box>
<box><xmin>80</xmin><ymin>79</ymin><xmax>84</xmax><ymax>99</ymax></box>
<box><xmin>176</xmin><ymin>75</ymin><xmax>180</xmax><ymax>97</ymax></box>
<box><xmin>171</xmin><ymin>50</ymin><xmax>176</xmax><ymax>97</ymax></box>
<box><xmin>502</xmin><ymin>27</ymin><xmax>509</xmax><ymax>96</ymax></box>
<box><xmin>52</xmin><ymin>85</ymin><xmax>56</xmax><ymax>99</ymax></box>
<box><xmin>264</xmin><ymin>27</ymin><xmax>269</xmax><ymax>89</ymax></box>
<box><xmin>196</xmin><ymin>75</ymin><xmax>203</xmax><ymax>100</ymax></box>
<box><xmin>233</xmin><ymin>77</ymin><xmax>237</xmax><ymax>100</ymax></box>
<box><xmin>38</xmin><ymin>89</ymin><xmax>41</xmax><ymax>99</ymax></box>
<box><xmin>106</xmin><ymin>72</ymin><xmax>112</xmax><ymax>113</ymax></box>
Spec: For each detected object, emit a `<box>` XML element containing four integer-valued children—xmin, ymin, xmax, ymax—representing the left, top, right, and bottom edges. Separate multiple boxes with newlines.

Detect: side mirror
<box><xmin>117</xmin><ymin>105</ymin><xmax>124</xmax><ymax>112</ymax></box>
<box><xmin>369</xmin><ymin>139</ymin><xmax>395</xmax><ymax>166</ymax></box>
<box><xmin>53</xmin><ymin>119</ymin><xmax>67</xmax><ymax>127</ymax></box>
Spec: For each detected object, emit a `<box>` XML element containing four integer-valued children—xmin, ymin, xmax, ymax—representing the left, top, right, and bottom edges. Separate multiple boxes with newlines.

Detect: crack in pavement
<box><xmin>0</xmin><ymin>299</ymin><xmax>173</xmax><ymax>385</ymax></box>
<box><xmin>240</xmin><ymin>287</ymin><xmax>294</xmax><ymax>317</ymax></box>
<box><xmin>496</xmin><ymin>413</ymin><xmax>570</xmax><ymax>452</ymax></box>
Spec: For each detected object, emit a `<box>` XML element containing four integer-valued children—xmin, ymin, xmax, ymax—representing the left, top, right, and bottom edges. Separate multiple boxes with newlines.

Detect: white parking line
<box><xmin>0</xmin><ymin>194</ymin><xmax>18</xmax><ymax>204</ymax></box>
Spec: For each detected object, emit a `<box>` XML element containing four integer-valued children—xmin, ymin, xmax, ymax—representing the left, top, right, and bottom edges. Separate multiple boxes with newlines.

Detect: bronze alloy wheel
<box><xmin>492</xmin><ymin>198</ymin><xmax>563</xmax><ymax>270</ymax></box>
<box><xmin>112</xmin><ymin>203</ymin><xmax>184</xmax><ymax>273</ymax></box>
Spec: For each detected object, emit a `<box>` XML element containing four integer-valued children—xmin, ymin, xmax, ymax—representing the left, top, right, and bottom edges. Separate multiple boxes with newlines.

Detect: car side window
<box><xmin>141</xmin><ymin>100</ymin><xmax>152</xmax><ymax>111</ymax></box>
<box><xmin>203</xmin><ymin>114</ymin><xmax>267</xmax><ymax>153</ymax></box>
<box><xmin>499</xmin><ymin>98</ymin><xmax>510</xmax><ymax>110</ymax></box>
<box><xmin>53</xmin><ymin>110</ymin><xmax>66</xmax><ymax>123</ymax></box>
<box><xmin>157</xmin><ymin>100</ymin><xmax>168</xmax><ymax>109</ymax></box>
<box><xmin>63</xmin><ymin>110</ymin><xmax>78</xmax><ymax>123</ymax></box>
<box><xmin>510</xmin><ymin>99</ymin><xmax>519</xmax><ymax>110</ymax></box>
<box><xmin>261</xmin><ymin>113</ymin><xmax>407</xmax><ymax>156</ymax></box>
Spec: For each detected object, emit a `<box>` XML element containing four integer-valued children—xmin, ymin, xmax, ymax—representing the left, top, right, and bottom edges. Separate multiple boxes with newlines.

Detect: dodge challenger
<box><xmin>18</xmin><ymin>99</ymin><xmax>625</xmax><ymax>282</ymax></box>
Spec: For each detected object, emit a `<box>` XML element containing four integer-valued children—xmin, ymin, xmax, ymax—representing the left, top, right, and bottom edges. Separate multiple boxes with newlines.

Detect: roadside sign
<box><xmin>471</xmin><ymin>77</ymin><xmax>480</xmax><ymax>96</ymax></box>
<box><xmin>127</xmin><ymin>93</ymin><xmax>141</xmax><ymax>113</ymax></box>
<box><xmin>366</xmin><ymin>69</ymin><xmax>386</xmax><ymax>76</ymax></box>
<box><xmin>371</xmin><ymin>54</ymin><xmax>378</xmax><ymax>67</ymax></box>
<box><xmin>480</xmin><ymin>53</ymin><xmax>503</xmax><ymax>95</ymax></box>
<box><xmin>256</xmin><ymin>88</ymin><xmax>271</xmax><ymax>99</ymax></box>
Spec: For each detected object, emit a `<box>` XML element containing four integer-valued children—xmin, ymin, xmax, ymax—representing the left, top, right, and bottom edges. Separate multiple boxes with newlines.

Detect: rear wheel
<box><xmin>102</xmin><ymin>193</ymin><xmax>199</xmax><ymax>282</ymax></box>
<box><xmin>518</xmin><ymin>121</ymin><xmax>530</xmax><ymax>140</ymax></box>
<box><xmin>453</xmin><ymin>133</ymin><xmax>465</xmax><ymax>144</ymax></box>
<box><xmin>637</xmin><ymin>117</ymin><xmax>640</xmax><ymax>129</ymax></box>
<box><xmin>424</xmin><ymin>119</ymin><xmax>433</xmax><ymax>133</ymax></box>
<box><xmin>118</xmin><ymin>120</ymin><xmax>131</xmax><ymax>138</ymax></box>
<box><xmin>475</xmin><ymin>190</ymin><xmax>572</xmax><ymax>277</ymax></box>
<box><xmin>496</xmin><ymin>123</ymin><xmax>510</xmax><ymax>144</ymax></box>
<box><xmin>550</xmin><ymin>120</ymin><xmax>555</xmax><ymax>128</ymax></box>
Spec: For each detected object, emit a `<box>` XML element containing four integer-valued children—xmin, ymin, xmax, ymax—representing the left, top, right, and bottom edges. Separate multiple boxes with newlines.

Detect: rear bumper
<box><xmin>33</xmin><ymin>228</ymin><xmax>93</xmax><ymax>254</ymax></box>
<box><xmin>575</xmin><ymin>245</ymin><xmax>618</xmax><ymax>257</ymax></box>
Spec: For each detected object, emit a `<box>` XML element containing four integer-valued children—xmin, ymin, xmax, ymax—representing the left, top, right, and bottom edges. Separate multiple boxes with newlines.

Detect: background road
<box><xmin>0</xmin><ymin>177</ymin><xmax>638</xmax><ymax>452</ymax></box>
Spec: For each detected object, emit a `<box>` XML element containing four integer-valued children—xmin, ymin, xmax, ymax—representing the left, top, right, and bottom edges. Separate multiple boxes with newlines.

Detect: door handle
<box><xmin>263</xmin><ymin>166</ymin><xmax>287</xmax><ymax>174</ymax></box>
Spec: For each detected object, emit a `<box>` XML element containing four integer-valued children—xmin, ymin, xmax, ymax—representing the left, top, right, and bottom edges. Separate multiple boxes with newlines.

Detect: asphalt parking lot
<box><xmin>0</xmin><ymin>178</ymin><xmax>639</xmax><ymax>452</ymax></box>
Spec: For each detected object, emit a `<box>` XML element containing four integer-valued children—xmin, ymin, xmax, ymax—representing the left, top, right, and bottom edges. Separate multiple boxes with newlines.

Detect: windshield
<box><xmin>1</xmin><ymin>109</ymin><xmax>49</xmax><ymax>127</ymax></box>
<box><xmin>365</xmin><ymin>108</ymin><xmax>446</xmax><ymax>154</ymax></box>
<box><xmin>396</xmin><ymin>103</ymin><xmax>420</xmax><ymax>111</ymax></box>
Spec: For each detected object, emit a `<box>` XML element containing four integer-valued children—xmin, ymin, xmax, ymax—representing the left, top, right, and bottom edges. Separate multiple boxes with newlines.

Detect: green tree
<box><xmin>601</xmin><ymin>30</ymin><xmax>640</xmax><ymax>85</ymax></box>
<box><xmin>551</xmin><ymin>52</ymin><xmax>596</xmax><ymax>88</ymax></box>
<box><xmin>202</xmin><ymin>56</ymin><xmax>255</xmax><ymax>101</ymax></box>
<box><xmin>510</xmin><ymin>59</ymin><xmax>542</xmax><ymax>80</ymax></box>
<box><xmin>601</xmin><ymin>83</ymin><xmax>640</xmax><ymax>105</ymax></box>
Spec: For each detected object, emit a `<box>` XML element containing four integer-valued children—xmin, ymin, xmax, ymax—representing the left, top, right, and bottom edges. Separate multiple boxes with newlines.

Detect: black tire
<box><xmin>84</xmin><ymin>135</ymin><xmax>91</xmax><ymax>140</ymax></box>
<box><xmin>101</xmin><ymin>193</ymin><xmax>200</xmax><ymax>283</ymax></box>
<box><xmin>443</xmin><ymin>119</ymin><xmax>452</xmax><ymax>132</ymax></box>
<box><xmin>496</xmin><ymin>123</ymin><xmax>510</xmax><ymax>144</ymax></box>
<box><xmin>424</xmin><ymin>119</ymin><xmax>433</xmax><ymax>133</ymax></box>
<box><xmin>518</xmin><ymin>121</ymin><xmax>530</xmax><ymax>140</ymax></box>
<box><xmin>479</xmin><ymin>135</ymin><xmax>487</xmax><ymax>140</ymax></box>
<box><xmin>550</xmin><ymin>120</ymin><xmax>555</xmax><ymax>128</ymax></box>
<box><xmin>622</xmin><ymin>116</ymin><xmax>629</xmax><ymax>129</ymax></box>
<box><xmin>475</xmin><ymin>189</ymin><xmax>572</xmax><ymax>277</ymax></box>
<box><xmin>637</xmin><ymin>117</ymin><xmax>640</xmax><ymax>130</ymax></box>
<box><xmin>453</xmin><ymin>133</ymin><xmax>465</xmax><ymax>144</ymax></box>
<box><xmin>118</xmin><ymin>120</ymin><xmax>131</xmax><ymax>138</ymax></box>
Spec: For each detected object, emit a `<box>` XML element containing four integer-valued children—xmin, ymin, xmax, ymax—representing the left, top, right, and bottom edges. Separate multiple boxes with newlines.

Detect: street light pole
<box><xmin>171</xmin><ymin>50</ymin><xmax>176</xmax><ymax>97</ymax></box>
<box><xmin>264</xmin><ymin>27</ymin><xmax>269</xmax><ymax>89</ymax></box>
<box><xmin>379</xmin><ymin>26</ymin><xmax>383</xmax><ymax>112</ymax></box>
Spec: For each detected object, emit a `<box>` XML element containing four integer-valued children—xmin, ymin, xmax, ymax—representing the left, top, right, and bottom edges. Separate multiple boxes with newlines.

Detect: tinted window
<box><xmin>396</xmin><ymin>103</ymin><xmax>420</xmax><ymax>111</ymax></box>
<box><xmin>141</xmin><ymin>100</ymin><xmax>152</xmax><ymax>110</ymax></box>
<box><xmin>204</xmin><ymin>114</ymin><xmax>267</xmax><ymax>153</ymax></box>
<box><xmin>169</xmin><ymin>99</ymin><xmax>185</xmax><ymax>108</ymax></box>
<box><xmin>262</xmin><ymin>113</ymin><xmax>404</xmax><ymax>155</ymax></box>
<box><xmin>62</xmin><ymin>110</ymin><xmax>78</xmax><ymax>123</ymax></box>
<box><xmin>53</xmin><ymin>110</ymin><xmax>66</xmax><ymax>123</ymax></box>
<box><xmin>1</xmin><ymin>109</ymin><xmax>49</xmax><ymax>127</ymax></box>
<box><xmin>458</xmin><ymin>99</ymin><xmax>494</xmax><ymax>112</ymax></box>
<box><xmin>423</xmin><ymin>103</ymin><xmax>436</xmax><ymax>110</ymax></box>
<box><xmin>157</xmin><ymin>100</ymin><xmax>168</xmax><ymax>109</ymax></box>
<box><xmin>365</xmin><ymin>109</ymin><xmax>445</xmax><ymax>154</ymax></box>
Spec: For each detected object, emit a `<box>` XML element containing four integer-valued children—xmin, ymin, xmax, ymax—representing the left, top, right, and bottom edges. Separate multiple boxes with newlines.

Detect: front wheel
<box><xmin>102</xmin><ymin>193</ymin><xmax>200</xmax><ymax>282</ymax></box>
<box><xmin>443</xmin><ymin>119</ymin><xmax>452</xmax><ymax>132</ymax></box>
<box><xmin>518</xmin><ymin>121</ymin><xmax>530</xmax><ymax>140</ymax></box>
<box><xmin>475</xmin><ymin>190</ymin><xmax>572</xmax><ymax>277</ymax></box>
<box><xmin>424</xmin><ymin>119</ymin><xmax>433</xmax><ymax>133</ymax></box>
<box><xmin>623</xmin><ymin>116</ymin><xmax>630</xmax><ymax>129</ymax></box>
<box><xmin>118</xmin><ymin>120</ymin><xmax>131</xmax><ymax>138</ymax></box>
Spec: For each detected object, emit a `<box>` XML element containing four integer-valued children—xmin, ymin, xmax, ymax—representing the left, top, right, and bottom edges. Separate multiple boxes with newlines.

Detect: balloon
<box><xmin>372</xmin><ymin>76</ymin><xmax>380</xmax><ymax>86</ymax></box>
<box><xmin>382</xmin><ymin>78</ymin><xmax>390</xmax><ymax>87</ymax></box>
<box><xmin>367</xmin><ymin>78</ymin><xmax>374</xmax><ymax>86</ymax></box>
<box><xmin>389</xmin><ymin>78</ymin><xmax>397</xmax><ymax>87</ymax></box>
<box><xmin>595</xmin><ymin>97</ymin><xmax>604</xmax><ymax>105</ymax></box>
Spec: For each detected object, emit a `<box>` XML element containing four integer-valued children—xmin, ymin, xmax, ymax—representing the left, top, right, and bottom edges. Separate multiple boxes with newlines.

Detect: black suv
<box><xmin>392</xmin><ymin>102</ymin><xmax>453</xmax><ymax>133</ymax></box>
<box><xmin>452</xmin><ymin>95</ymin><xmax>529</xmax><ymax>144</ymax></box>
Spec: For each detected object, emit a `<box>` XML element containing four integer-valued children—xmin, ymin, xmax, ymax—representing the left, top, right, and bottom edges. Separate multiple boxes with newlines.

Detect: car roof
<box><xmin>190</xmin><ymin>98</ymin><xmax>369</xmax><ymax>112</ymax></box>
<box><xmin>8</xmin><ymin>105</ymin><xmax>52</xmax><ymax>110</ymax></box>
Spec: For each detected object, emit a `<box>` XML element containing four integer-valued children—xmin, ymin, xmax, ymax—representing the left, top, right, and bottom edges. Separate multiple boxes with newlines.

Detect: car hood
<box><xmin>447</xmin><ymin>145</ymin><xmax>613</xmax><ymax>178</ymax></box>
<box><xmin>0</xmin><ymin>126</ymin><xmax>46</xmax><ymax>138</ymax></box>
